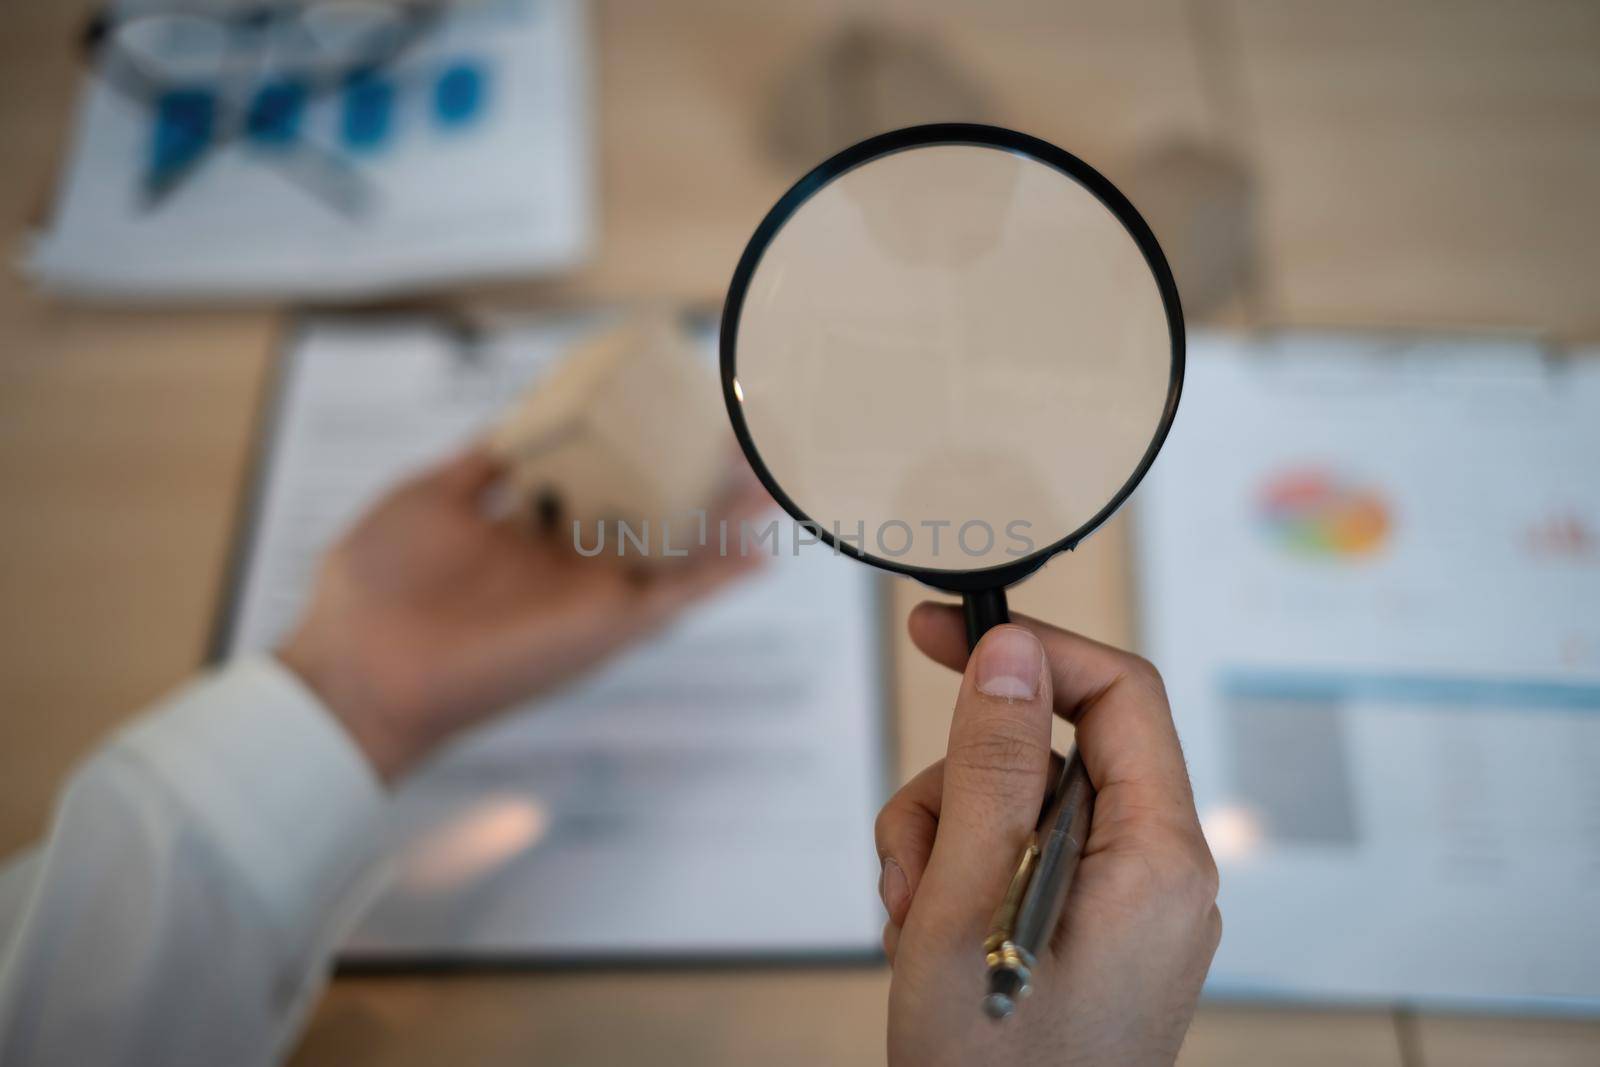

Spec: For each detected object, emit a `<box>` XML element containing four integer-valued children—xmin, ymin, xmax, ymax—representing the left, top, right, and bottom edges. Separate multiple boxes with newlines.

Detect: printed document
<box><xmin>1138</xmin><ymin>332</ymin><xmax>1600</xmax><ymax>1009</ymax></box>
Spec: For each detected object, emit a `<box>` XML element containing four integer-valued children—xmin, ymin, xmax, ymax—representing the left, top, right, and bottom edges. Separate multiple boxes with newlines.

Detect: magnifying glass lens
<box><xmin>730</xmin><ymin>141</ymin><xmax>1176</xmax><ymax>574</ymax></box>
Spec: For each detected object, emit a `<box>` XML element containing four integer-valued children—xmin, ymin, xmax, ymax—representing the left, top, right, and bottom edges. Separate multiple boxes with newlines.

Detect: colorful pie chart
<box><xmin>1258</xmin><ymin>469</ymin><xmax>1391</xmax><ymax>558</ymax></box>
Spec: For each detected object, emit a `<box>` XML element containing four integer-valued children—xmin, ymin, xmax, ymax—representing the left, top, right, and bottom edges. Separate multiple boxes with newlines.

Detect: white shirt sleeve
<box><xmin>0</xmin><ymin>656</ymin><xmax>388</xmax><ymax>1067</ymax></box>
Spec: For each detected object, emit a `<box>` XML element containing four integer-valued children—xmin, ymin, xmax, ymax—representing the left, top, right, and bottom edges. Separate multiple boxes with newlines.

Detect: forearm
<box><xmin>0</xmin><ymin>658</ymin><xmax>387</xmax><ymax>1067</ymax></box>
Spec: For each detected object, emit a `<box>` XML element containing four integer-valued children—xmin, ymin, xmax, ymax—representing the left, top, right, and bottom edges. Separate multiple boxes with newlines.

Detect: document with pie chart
<box><xmin>1136</xmin><ymin>332</ymin><xmax>1600</xmax><ymax>1010</ymax></box>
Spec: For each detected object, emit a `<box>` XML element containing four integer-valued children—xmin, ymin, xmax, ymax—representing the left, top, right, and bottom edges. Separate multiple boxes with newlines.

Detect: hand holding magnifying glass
<box><xmin>880</xmin><ymin>604</ymin><xmax>1221</xmax><ymax>1065</ymax></box>
<box><xmin>721</xmin><ymin>125</ymin><xmax>1184</xmax><ymax>1020</ymax></box>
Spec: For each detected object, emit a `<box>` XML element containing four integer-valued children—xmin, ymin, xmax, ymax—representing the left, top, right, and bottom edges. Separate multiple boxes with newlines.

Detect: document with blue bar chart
<box><xmin>1136</xmin><ymin>332</ymin><xmax>1600</xmax><ymax>1010</ymax></box>
<box><xmin>30</xmin><ymin>0</ymin><xmax>590</xmax><ymax>298</ymax></box>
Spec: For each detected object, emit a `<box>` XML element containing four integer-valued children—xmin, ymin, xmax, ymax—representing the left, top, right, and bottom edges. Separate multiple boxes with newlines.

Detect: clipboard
<box><xmin>210</xmin><ymin>310</ymin><xmax>894</xmax><ymax>966</ymax></box>
<box><xmin>1135</xmin><ymin>330</ymin><xmax>1600</xmax><ymax>1013</ymax></box>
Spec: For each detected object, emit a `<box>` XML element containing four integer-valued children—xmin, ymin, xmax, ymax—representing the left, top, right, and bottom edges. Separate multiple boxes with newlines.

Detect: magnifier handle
<box><xmin>965</xmin><ymin>585</ymin><xmax>1098</xmax><ymax>1020</ymax></box>
<box><xmin>962</xmin><ymin>587</ymin><xmax>1011</xmax><ymax>648</ymax></box>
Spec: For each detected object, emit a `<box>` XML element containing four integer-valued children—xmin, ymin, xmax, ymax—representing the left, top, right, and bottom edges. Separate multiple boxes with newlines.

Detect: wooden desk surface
<box><xmin>2</xmin><ymin>2</ymin><xmax>1598</xmax><ymax>1064</ymax></box>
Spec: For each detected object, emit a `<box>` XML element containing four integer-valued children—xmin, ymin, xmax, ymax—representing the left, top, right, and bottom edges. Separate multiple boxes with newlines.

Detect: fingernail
<box><xmin>880</xmin><ymin>857</ymin><xmax>909</xmax><ymax>919</ymax></box>
<box><xmin>976</xmin><ymin>626</ymin><xmax>1043</xmax><ymax>700</ymax></box>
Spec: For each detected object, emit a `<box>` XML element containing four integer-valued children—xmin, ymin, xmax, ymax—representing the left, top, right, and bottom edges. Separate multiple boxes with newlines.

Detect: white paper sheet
<box><xmin>1137</xmin><ymin>332</ymin><xmax>1600</xmax><ymax>1010</ymax></box>
<box><xmin>222</xmin><ymin>315</ymin><xmax>888</xmax><ymax>958</ymax></box>
<box><xmin>30</xmin><ymin>0</ymin><xmax>591</xmax><ymax>300</ymax></box>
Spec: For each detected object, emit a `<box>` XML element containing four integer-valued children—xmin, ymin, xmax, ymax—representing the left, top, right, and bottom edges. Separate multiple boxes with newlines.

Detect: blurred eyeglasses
<box><xmin>81</xmin><ymin>1</ymin><xmax>443</xmax><ymax>214</ymax></box>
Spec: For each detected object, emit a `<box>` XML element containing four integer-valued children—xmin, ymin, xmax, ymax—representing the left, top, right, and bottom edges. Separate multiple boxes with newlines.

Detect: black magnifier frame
<box><xmin>720</xmin><ymin>123</ymin><xmax>1185</xmax><ymax>627</ymax></box>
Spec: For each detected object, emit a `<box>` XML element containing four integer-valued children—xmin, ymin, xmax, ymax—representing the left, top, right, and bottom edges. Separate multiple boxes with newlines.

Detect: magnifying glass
<box><xmin>720</xmin><ymin>123</ymin><xmax>1183</xmax><ymax>1015</ymax></box>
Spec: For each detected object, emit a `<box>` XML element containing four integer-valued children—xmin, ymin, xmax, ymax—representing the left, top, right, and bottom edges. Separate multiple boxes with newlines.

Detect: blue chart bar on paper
<box><xmin>434</xmin><ymin>61</ymin><xmax>489</xmax><ymax>128</ymax></box>
<box><xmin>342</xmin><ymin>71</ymin><xmax>396</xmax><ymax>151</ymax></box>
<box><xmin>148</xmin><ymin>58</ymin><xmax>496</xmax><ymax>172</ymax></box>
<box><xmin>1221</xmin><ymin>669</ymin><xmax>1600</xmax><ymax>714</ymax></box>
<box><xmin>151</xmin><ymin>88</ymin><xmax>215</xmax><ymax>179</ymax></box>
<box><xmin>247</xmin><ymin>80</ymin><xmax>308</xmax><ymax>147</ymax></box>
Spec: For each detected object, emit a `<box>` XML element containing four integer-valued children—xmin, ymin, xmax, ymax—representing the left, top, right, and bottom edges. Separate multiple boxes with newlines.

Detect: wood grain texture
<box><xmin>293</xmin><ymin>969</ymin><xmax>892</xmax><ymax>1067</ymax></box>
<box><xmin>1229</xmin><ymin>0</ymin><xmax>1600</xmax><ymax>338</ymax></box>
<box><xmin>1409</xmin><ymin>1014</ymin><xmax>1600</xmax><ymax>1067</ymax></box>
<box><xmin>1181</xmin><ymin>1006</ymin><xmax>1404</xmax><ymax>1067</ymax></box>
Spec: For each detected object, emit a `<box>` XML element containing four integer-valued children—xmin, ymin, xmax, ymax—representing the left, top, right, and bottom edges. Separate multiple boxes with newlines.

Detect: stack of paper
<box><xmin>30</xmin><ymin>0</ymin><xmax>592</xmax><ymax>299</ymax></box>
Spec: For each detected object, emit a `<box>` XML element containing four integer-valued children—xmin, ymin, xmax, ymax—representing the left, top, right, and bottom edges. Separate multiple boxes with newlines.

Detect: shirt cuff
<box><xmin>111</xmin><ymin>655</ymin><xmax>387</xmax><ymax>938</ymax></box>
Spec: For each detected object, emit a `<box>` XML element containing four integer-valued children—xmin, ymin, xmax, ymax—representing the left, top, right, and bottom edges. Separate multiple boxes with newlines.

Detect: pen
<box><xmin>982</xmin><ymin>748</ymin><xmax>1095</xmax><ymax>1020</ymax></box>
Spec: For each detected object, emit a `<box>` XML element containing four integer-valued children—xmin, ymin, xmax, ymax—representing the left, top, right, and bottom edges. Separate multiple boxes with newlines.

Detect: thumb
<box><xmin>424</xmin><ymin>444</ymin><xmax>503</xmax><ymax>501</ymax></box>
<box><xmin>913</xmin><ymin>624</ymin><xmax>1054</xmax><ymax>942</ymax></box>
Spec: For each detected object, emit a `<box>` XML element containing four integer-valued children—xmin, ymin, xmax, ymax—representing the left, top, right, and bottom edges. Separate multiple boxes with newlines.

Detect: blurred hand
<box><xmin>279</xmin><ymin>446</ymin><xmax>767</xmax><ymax>783</ymax></box>
<box><xmin>877</xmin><ymin>603</ymin><xmax>1220</xmax><ymax>1067</ymax></box>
